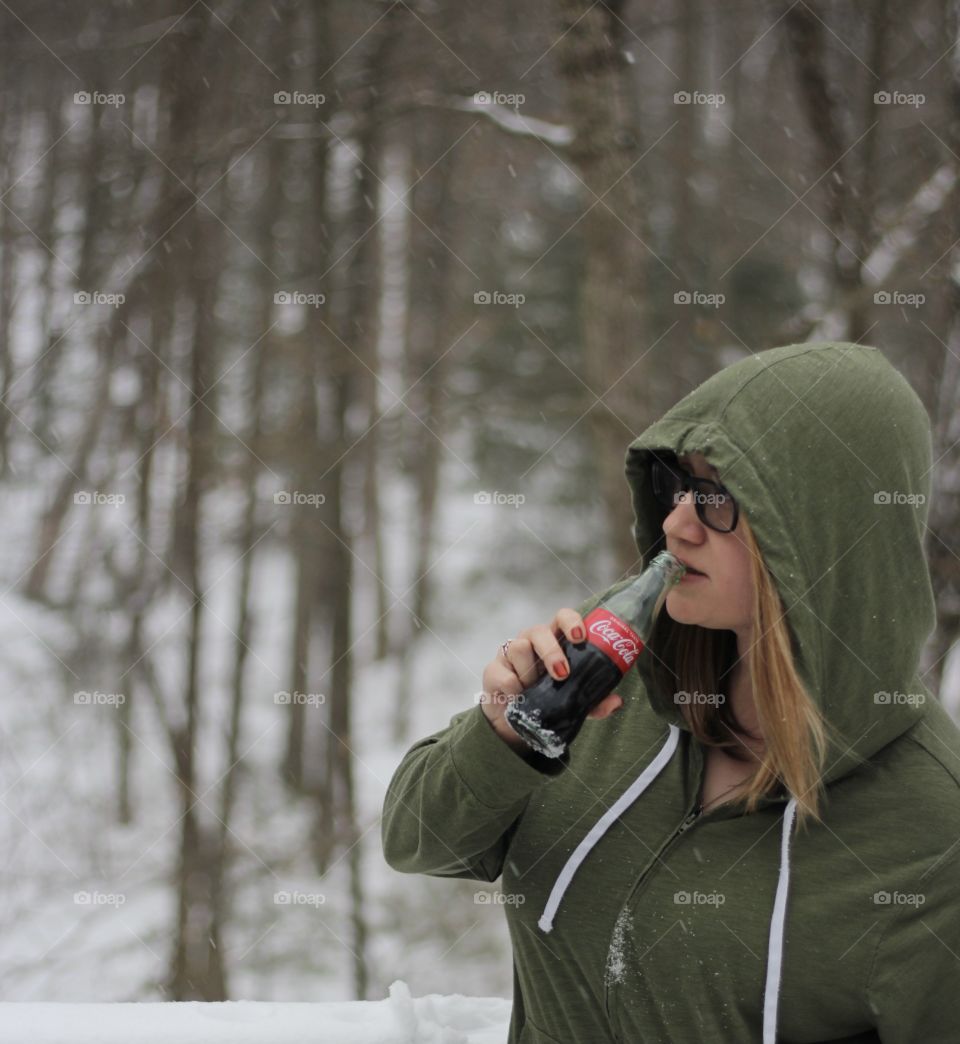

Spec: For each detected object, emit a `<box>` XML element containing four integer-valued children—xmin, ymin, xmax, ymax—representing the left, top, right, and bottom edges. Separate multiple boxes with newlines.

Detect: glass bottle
<box><xmin>504</xmin><ymin>551</ymin><xmax>687</xmax><ymax>758</ymax></box>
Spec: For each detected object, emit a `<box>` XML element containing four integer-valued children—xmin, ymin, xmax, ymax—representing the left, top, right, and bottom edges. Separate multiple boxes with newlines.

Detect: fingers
<box><xmin>587</xmin><ymin>693</ymin><xmax>623</xmax><ymax>719</ymax></box>
<box><xmin>508</xmin><ymin>611</ymin><xmax>586</xmax><ymax>687</ymax></box>
<box><xmin>552</xmin><ymin>608</ymin><xmax>587</xmax><ymax>645</ymax></box>
<box><xmin>480</xmin><ymin>661</ymin><xmax>522</xmax><ymax>704</ymax></box>
<box><xmin>506</xmin><ymin>632</ymin><xmax>563</xmax><ymax>687</ymax></box>
<box><xmin>479</xmin><ymin>608</ymin><xmax>594</xmax><ymax>736</ymax></box>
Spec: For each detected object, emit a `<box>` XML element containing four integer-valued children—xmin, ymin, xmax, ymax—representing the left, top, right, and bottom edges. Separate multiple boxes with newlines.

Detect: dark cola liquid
<box><xmin>504</xmin><ymin>636</ymin><xmax>623</xmax><ymax>758</ymax></box>
<box><xmin>501</xmin><ymin>553</ymin><xmax>684</xmax><ymax>758</ymax></box>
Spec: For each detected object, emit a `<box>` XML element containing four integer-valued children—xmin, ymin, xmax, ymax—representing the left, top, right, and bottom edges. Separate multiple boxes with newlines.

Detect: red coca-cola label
<box><xmin>582</xmin><ymin>608</ymin><xmax>644</xmax><ymax>673</ymax></box>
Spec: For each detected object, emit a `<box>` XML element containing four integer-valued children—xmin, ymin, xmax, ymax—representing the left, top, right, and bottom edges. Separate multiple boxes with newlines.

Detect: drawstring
<box><xmin>537</xmin><ymin>724</ymin><xmax>681</xmax><ymax>933</ymax></box>
<box><xmin>763</xmin><ymin>794</ymin><xmax>798</xmax><ymax>1043</ymax></box>
<box><xmin>536</xmin><ymin>726</ymin><xmax>799</xmax><ymax>1044</ymax></box>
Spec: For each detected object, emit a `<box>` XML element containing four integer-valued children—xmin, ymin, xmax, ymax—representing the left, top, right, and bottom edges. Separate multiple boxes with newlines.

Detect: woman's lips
<box><xmin>679</xmin><ymin>569</ymin><xmax>707</xmax><ymax>582</ymax></box>
<box><xmin>670</xmin><ymin>552</ymin><xmax>707</xmax><ymax>577</ymax></box>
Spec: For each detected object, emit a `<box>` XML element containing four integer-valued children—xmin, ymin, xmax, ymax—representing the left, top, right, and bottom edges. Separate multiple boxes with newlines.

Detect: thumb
<box><xmin>587</xmin><ymin>693</ymin><xmax>624</xmax><ymax>720</ymax></box>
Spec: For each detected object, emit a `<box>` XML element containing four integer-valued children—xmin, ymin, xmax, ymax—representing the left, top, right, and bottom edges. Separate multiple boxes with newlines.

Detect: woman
<box><xmin>382</xmin><ymin>341</ymin><xmax>960</xmax><ymax>1042</ymax></box>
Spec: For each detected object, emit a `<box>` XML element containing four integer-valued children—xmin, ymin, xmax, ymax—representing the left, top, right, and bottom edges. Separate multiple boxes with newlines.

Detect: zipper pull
<box><xmin>676</xmin><ymin>804</ymin><xmax>702</xmax><ymax>835</ymax></box>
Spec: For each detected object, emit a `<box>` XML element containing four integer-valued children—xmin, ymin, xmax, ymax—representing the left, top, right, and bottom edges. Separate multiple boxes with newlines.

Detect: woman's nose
<box><xmin>662</xmin><ymin>491</ymin><xmax>704</xmax><ymax>539</ymax></box>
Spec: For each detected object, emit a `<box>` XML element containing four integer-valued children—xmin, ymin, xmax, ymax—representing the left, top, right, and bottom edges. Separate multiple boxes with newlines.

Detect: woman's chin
<box><xmin>665</xmin><ymin>598</ymin><xmax>699</xmax><ymax>625</ymax></box>
<box><xmin>665</xmin><ymin>590</ymin><xmax>714</xmax><ymax>627</ymax></box>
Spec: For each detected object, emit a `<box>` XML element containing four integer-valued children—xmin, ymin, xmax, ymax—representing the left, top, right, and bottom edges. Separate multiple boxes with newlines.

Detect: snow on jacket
<box><xmin>381</xmin><ymin>341</ymin><xmax>960</xmax><ymax>1043</ymax></box>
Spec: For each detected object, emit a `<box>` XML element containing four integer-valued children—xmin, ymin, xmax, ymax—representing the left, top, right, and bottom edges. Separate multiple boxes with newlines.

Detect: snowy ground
<box><xmin>0</xmin><ymin>980</ymin><xmax>511</xmax><ymax>1043</ymax></box>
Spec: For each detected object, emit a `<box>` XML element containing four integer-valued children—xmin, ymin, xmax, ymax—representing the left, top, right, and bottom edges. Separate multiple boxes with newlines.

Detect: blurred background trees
<box><xmin>0</xmin><ymin>0</ymin><xmax>957</xmax><ymax>1003</ymax></box>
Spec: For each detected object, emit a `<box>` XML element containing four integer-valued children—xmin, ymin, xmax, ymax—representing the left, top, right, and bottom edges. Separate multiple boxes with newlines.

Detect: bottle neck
<box><xmin>602</xmin><ymin>554</ymin><xmax>684</xmax><ymax>637</ymax></box>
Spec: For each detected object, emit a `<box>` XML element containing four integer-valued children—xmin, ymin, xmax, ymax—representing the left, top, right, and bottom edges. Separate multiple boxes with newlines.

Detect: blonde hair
<box><xmin>649</xmin><ymin>513</ymin><xmax>833</xmax><ymax>827</ymax></box>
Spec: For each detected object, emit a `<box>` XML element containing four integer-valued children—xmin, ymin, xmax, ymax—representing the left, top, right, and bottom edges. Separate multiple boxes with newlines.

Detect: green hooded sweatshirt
<box><xmin>381</xmin><ymin>342</ymin><xmax>960</xmax><ymax>1042</ymax></box>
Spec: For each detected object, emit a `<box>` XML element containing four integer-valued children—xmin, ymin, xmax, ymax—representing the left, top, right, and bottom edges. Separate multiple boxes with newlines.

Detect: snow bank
<box><xmin>0</xmin><ymin>981</ymin><xmax>511</xmax><ymax>1044</ymax></box>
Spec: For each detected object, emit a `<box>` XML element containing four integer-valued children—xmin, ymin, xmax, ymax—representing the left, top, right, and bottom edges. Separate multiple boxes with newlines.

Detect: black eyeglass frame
<box><xmin>650</xmin><ymin>455</ymin><xmax>740</xmax><ymax>533</ymax></box>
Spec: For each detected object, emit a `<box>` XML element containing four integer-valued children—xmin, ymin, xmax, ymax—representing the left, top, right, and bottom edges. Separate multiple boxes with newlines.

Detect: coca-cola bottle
<box><xmin>504</xmin><ymin>551</ymin><xmax>686</xmax><ymax>758</ymax></box>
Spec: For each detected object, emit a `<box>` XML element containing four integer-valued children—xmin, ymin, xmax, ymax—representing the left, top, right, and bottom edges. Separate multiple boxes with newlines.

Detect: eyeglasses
<box><xmin>650</xmin><ymin>455</ymin><xmax>740</xmax><ymax>533</ymax></box>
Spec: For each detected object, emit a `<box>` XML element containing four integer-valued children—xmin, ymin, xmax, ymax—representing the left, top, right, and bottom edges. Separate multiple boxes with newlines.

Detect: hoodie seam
<box><xmin>712</xmin><ymin>344</ymin><xmax>865</xmax><ymax>692</ymax></box>
<box><xmin>864</xmin><ymin>900</ymin><xmax>896</xmax><ymax>1026</ymax></box>
<box><xmin>726</xmin><ymin>423</ymin><xmax>824</xmax><ymax>696</ymax></box>
<box><xmin>713</xmin><ymin>343</ymin><xmax>849</xmax><ymax>420</ymax></box>
<box><xmin>901</xmin><ymin>721</ymin><xmax>960</xmax><ymax>792</ymax></box>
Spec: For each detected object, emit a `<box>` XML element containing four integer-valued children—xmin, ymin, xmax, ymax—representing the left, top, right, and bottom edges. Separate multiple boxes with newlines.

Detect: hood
<box><xmin>624</xmin><ymin>340</ymin><xmax>936</xmax><ymax>787</ymax></box>
<box><xmin>537</xmin><ymin>342</ymin><xmax>937</xmax><ymax>1042</ymax></box>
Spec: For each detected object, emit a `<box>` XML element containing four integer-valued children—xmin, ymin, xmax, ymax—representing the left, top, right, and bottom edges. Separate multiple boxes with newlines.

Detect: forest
<box><xmin>0</xmin><ymin>0</ymin><xmax>957</xmax><ymax>1009</ymax></box>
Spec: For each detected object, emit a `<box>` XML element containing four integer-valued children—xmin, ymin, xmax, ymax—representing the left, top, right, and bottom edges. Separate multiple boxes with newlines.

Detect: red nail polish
<box><xmin>571</xmin><ymin>627</ymin><xmax>584</xmax><ymax>641</ymax></box>
<box><xmin>556</xmin><ymin>662</ymin><xmax>568</xmax><ymax>678</ymax></box>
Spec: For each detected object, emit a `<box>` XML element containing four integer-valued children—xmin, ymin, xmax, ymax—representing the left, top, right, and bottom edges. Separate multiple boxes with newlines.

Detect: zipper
<box><xmin>604</xmin><ymin>797</ymin><xmax>704</xmax><ymax>1042</ymax></box>
<box><xmin>675</xmin><ymin>803</ymin><xmax>703</xmax><ymax>836</ymax></box>
<box><xmin>605</xmin><ymin>750</ymin><xmax>707</xmax><ymax>1036</ymax></box>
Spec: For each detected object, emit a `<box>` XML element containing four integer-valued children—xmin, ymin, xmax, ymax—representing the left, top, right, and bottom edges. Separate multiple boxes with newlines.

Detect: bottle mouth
<box><xmin>656</xmin><ymin>550</ymin><xmax>690</xmax><ymax>582</ymax></box>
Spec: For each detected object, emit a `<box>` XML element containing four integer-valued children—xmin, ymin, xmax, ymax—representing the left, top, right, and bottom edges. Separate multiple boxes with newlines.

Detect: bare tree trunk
<box><xmin>23</xmin><ymin>90</ymin><xmax>121</xmax><ymax>599</ymax></box>
<box><xmin>364</xmin><ymin>401</ymin><xmax>390</xmax><ymax>662</ymax></box>
<box><xmin>784</xmin><ymin>1</ymin><xmax>890</xmax><ymax>344</ymax></box>
<box><xmin>27</xmin><ymin>80</ymin><xmax>68</xmax><ymax>447</ymax></box>
<box><xmin>669</xmin><ymin>0</ymin><xmax>717</xmax><ymax>384</ymax></box>
<box><xmin>119</xmin><ymin>271</ymin><xmax>171</xmax><ymax>817</ymax></box>
<box><xmin>282</xmin><ymin>1</ymin><xmax>336</xmax><ymax>793</ymax></box>
<box><xmin>282</xmin><ymin>330</ymin><xmax>321</xmax><ymax>792</ymax></box>
<box><xmin>207</xmin><ymin>176</ymin><xmax>277</xmax><ymax>1004</ymax></box>
<box><xmin>162</xmin><ymin>1</ymin><xmax>226</xmax><ymax>1001</ymax></box>
<box><xmin>167</xmin><ymin>219</ymin><xmax>224</xmax><ymax>997</ymax></box>
<box><xmin>553</xmin><ymin>0</ymin><xmax>648</xmax><ymax>574</ymax></box>
<box><xmin>920</xmin><ymin>0</ymin><xmax>960</xmax><ymax>701</ymax></box>
<box><xmin>390</xmin><ymin>113</ymin><xmax>459</xmax><ymax>743</ymax></box>
<box><xmin>371</xmin><ymin>144</ymin><xmax>411</xmax><ymax>666</ymax></box>
<box><xmin>0</xmin><ymin>55</ymin><xmax>20</xmax><ymax>478</ymax></box>
<box><xmin>923</xmin><ymin>326</ymin><xmax>960</xmax><ymax>697</ymax></box>
<box><xmin>24</xmin><ymin>321</ymin><xmax>120</xmax><ymax>602</ymax></box>
<box><xmin>309</xmin><ymin>3</ymin><xmax>402</xmax><ymax>999</ymax></box>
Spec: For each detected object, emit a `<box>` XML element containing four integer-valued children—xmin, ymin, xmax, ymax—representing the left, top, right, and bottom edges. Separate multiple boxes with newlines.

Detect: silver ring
<box><xmin>500</xmin><ymin>640</ymin><xmax>512</xmax><ymax>658</ymax></box>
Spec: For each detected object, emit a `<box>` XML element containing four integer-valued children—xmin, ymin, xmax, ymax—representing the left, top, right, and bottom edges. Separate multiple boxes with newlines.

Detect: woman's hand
<box><xmin>479</xmin><ymin>608</ymin><xmax>624</xmax><ymax>751</ymax></box>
